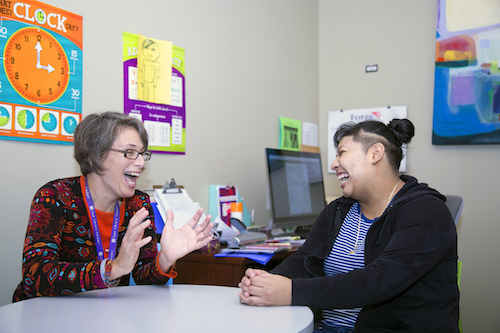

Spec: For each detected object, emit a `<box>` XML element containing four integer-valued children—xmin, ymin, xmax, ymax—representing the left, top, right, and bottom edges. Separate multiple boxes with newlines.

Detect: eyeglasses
<box><xmin>110</xmin><ymin>148</ymin><xmax>152</xmax><ymax>161</ymax></box>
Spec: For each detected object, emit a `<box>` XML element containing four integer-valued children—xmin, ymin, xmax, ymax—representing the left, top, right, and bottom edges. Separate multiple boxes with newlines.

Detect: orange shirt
<box><xmin>80</xmin><ymin>176</ymin><xmax>176</xmax><ymax>278</ymax></box>
<box><xmin>81</xmin><ymin>175</ymin><xmax>125</xmax><ymax>259</ymax></box>
<box><xmin>93</xmin><ymin>208</ymin><xmax>125</xmax><ymax>258</ymax></box>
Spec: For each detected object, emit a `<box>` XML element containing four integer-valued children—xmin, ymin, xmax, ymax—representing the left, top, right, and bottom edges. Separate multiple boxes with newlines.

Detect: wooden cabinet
<box><xmin>174</xmin><ymin>247</ymin><xmax>298</xmax><ymax>287</ymax></box>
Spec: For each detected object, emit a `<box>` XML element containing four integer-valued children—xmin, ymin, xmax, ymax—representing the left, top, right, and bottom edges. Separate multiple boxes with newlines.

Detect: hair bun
<box><xmin>388</xmin><ymin>118</ymin><xmax>415</xmax><ymax>145</ymax></box>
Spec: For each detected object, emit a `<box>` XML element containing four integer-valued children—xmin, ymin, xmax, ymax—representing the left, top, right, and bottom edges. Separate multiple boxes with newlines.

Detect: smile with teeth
<box><xmin>338</xmin><ymin>173</ymin><xmax>349</xmax><ymax>183</ymax></box>
<box><xmin>124</xmin><ymin>172</ymin><xmax>140</xmax><ymax>186</ymax></box>
<box><xmin>125</xmin><ymin>172</ymin><xmax>141</xmax><ymax>178</ymax></box>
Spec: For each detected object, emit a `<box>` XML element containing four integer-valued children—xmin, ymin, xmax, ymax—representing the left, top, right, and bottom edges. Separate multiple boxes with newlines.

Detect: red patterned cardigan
<box><xmin>13</xmin><ymin>176</ymin><xmax>172</xmax><ymax>302</ymax></box>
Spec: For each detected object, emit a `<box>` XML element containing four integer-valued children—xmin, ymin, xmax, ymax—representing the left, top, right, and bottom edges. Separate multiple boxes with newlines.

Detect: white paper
<box><xmin>154</xmin><ymin>188</ymin><xmax>206</xmax><ymax>229</ymax></box>
<box><xmin>327</xmin><ymin>106</ymin><xmax>408</xmax><ymax>173</ymax></box>
<box><xmin>302</xmin><ymin>121</ymin><xmax>319</xmax><ymax>146</ymax></box>
<box><xmin>213</xmin><ymin>217</ymin><xmax>240</xmax><ymax>242</ymax></box>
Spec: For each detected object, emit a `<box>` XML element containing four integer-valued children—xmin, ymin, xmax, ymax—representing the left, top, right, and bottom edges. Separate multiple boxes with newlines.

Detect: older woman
<box><xmin>239</xmin><ymin>119</ymin><xmax>459</xmax><ymax>333</ymax></box>
<box><xmin>14</xmin><ymin>112</ymin><xmax>213</xmax><ymax>301</ymax></box>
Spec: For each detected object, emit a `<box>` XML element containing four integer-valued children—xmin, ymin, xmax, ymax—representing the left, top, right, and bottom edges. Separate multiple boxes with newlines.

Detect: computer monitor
<box><xmin>266</xmin><ymin>148</ymin><xmax>326</xmax><ymax>234</ymax></box>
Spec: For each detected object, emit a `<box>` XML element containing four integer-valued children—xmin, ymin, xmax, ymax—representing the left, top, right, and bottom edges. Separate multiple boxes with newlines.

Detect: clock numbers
<box><xmin>4</xmin><ymin>27</ymin><xmax>70</xmax><ymax>104</ymax></box>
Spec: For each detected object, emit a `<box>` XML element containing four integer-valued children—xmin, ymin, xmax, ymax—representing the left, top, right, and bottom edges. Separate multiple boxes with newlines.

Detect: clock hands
<box><xmin>34</xmin><ymin>41</ymin><xmax>55</xmax><ymax>74</ymax></box>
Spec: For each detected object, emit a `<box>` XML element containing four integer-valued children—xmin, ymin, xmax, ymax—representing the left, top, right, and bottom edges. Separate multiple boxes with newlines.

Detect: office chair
<box><xmin>445</xmin><ymin>195</ymin><xmax>464</xmax><ymax>333</ymax></box>
<box><xmin>444</xmin><ymin>195</ymin><xmax>464</xmax><ymax>225</ymax></box>
<box><xmin>457</xmin><ymin>260</ymin><xmax>463</xmax><ymax>333</ymax></box>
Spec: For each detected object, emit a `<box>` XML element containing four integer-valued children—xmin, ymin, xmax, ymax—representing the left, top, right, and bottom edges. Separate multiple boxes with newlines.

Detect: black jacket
<box><xmin>271</xmin><ymin>175</ymin><xmax>459</xmax><ymax>332</ymax></box>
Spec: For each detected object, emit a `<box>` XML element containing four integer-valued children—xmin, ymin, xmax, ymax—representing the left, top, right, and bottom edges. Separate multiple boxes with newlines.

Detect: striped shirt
<box><xmin>322</xmin><ymin>202</ymin><xmax>374</xmax><ymax>329</ymax></box>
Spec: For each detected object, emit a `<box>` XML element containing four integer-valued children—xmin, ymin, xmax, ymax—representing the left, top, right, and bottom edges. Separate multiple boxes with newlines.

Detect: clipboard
<box><xmin>153</xmin><ymin>178</ymin><xmax>206</xmax><ymax>230</ymax></box>
<box><xmin>162</xmin><ymin>178</ymin><xmax>182</xmax><ymax>194</ymax></box>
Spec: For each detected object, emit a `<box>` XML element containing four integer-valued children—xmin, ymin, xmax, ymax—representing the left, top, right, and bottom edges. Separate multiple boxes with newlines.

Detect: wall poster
<box><xmin>123</xmin><ymin>32</ymin><xmax>186</xmax><ymax>154</ymax></box>
<box><xmin>279</xmin><ymin>116</ymin><xmax>301</xmax><ymax>151</ymax></box>
<box><xmin>433</xmin><ymin>0</ymin><xmax>500</xmax><ymax>144</ymax></box>
<box><xmin>0</xmin><ymin>0</ymin><xmax>82</xmax><ymax>145</ymax></box>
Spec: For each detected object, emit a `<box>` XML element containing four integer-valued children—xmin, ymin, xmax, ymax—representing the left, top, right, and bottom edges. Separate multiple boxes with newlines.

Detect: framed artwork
<box><xmin>433</xmin><ymin>0</ymin><xmax>500</xmax><ymax>144</ymax></box>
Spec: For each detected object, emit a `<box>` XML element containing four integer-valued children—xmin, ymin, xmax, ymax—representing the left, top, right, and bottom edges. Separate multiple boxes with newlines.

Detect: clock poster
<box><xmin>0</xmin><ymin>0</ymin><xmax>82</xmax><ymax>145</ymax></box>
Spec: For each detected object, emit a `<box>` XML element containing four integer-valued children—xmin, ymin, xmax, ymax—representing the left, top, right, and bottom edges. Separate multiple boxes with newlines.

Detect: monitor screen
<box><xmin>266</xmin><ymin>148</ymin><xmax>326</xmax><ymax>230</ymax></box>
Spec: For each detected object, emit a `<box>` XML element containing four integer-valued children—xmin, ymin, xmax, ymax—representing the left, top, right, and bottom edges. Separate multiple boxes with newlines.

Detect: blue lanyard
<box><xmin>84</xmin><ymin>177</ymin><xmax>120</xmax><ymax>260</ymax></box>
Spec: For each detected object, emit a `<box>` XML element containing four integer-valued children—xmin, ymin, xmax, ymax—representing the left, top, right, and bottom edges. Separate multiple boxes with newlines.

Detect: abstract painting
<box><xmin>433</xmin><ymin>0</ymin><xmax>500</xmax><ymax>144</ymax></box>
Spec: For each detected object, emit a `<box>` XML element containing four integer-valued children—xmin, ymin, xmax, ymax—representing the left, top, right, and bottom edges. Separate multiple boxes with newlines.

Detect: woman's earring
<box><xmin>371</xmin><ymin>160</ymin><xmax>375</xmax><ymax>164</ymax></box>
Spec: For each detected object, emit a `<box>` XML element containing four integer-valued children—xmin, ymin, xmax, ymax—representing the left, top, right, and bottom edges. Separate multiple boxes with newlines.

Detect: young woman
<box><xmin>239</xmin><ymin>119</ymin><xmax>459</xmax><ymax>333</ymax></box>
<box><xmin>14</xmin><ymin>112</ymin><xmax>213</xmax><ymax>301</ymax></box>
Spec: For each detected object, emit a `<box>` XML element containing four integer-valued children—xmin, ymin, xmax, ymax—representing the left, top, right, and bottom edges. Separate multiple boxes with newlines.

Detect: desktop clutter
<box><xmin>206</xmin><ymin>184</ymin><xmax>303</xmax><ymax>254</ymax></box>
<box><xmin>151</xmin><ymin>180</ymin><xmax>302</xmax><ymax>259</ymax></box>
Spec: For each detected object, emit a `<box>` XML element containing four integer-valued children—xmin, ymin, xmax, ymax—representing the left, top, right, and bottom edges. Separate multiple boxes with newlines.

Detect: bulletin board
<box><xmin>0</xmin><ymin>0</ymin><xmax>82</xmax><ymax>145</ymax></box>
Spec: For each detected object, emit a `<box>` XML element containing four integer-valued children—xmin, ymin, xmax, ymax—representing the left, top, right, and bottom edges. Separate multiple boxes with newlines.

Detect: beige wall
<box><xmin>319</xmin><ymin>1</ymin><xmax>500</xmax><ymax>332</ymax></box>
<box><xmin>0</xmin><ymin>0</ymin><xmax>319</xmax><ymax>305</ymax></box>
<box><xmin>0</xmin><ymin>0</ymin><xmax>498</xmax><ymax>331</ymax></box>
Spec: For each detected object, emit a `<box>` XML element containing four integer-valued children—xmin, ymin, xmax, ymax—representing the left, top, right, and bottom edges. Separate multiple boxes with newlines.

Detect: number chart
<box><xmin>0</xmin><ymin>0</ymin><xmax>82</xmax><ymax>145</ymax></box>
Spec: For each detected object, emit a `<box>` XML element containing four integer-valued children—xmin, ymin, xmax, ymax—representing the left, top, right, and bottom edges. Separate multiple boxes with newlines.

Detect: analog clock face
<box><xmin>3</xmin><ymin>27</ymin><xmax>70</xmax><ymax>104</ymax></box>
<box><xmin>17</xmin><ymin>109</ymin><xmax>35</xmax><ymax>129</ymax></box>
<box><xmin>63</xmin><ymin>115</ymin><xmax>77</xmax><ymax>134</ymax></box>
<box><xmin>41</xmin><ymin>112</ymin><xmax>58</xmax><ymax>132</ymax></box>
<box><xmin>0</xmin><ymin>107</ymin><xmax>10</xmax><ymax>127</ymax></box>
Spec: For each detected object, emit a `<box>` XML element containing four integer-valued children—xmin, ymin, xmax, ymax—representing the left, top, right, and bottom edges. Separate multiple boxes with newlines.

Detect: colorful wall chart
<box><xmin>433</xmin><ymin>0</ymin><xmax>500</xmax><ymax>144</ymax></box>
<box><xmin>0</xmin><ymin>0</ymin><xmax>82</xmax><ymax>145</ymax></box>
<box><xmin>123</xmin><ymin>32</ymin><xmax>186</xmax><ymax>154</ymax></box>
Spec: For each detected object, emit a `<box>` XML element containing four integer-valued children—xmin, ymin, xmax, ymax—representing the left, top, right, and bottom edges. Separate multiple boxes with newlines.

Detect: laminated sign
<box><xmin>0</xmin><ymin>0</ymin><xmax>83</xmax><ymax>145</ymax></box>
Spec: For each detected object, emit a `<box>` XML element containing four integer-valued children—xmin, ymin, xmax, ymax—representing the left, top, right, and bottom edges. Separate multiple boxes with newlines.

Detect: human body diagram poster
<box><xmin>123</xmin><ymin>32</ymin><xmax>186</xmax><ymax>154</ymax></box>
<box><xmin>0</xmin><ymin>0</ymin><xmax>82</xmax><ymax>145</ymax></box>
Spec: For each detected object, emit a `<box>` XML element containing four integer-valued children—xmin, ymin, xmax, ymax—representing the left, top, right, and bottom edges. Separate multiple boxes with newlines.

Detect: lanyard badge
<box><xmin>84</xmin><ymin>178</ymin><xmax>120</xmax><ymax>260</ymax></box>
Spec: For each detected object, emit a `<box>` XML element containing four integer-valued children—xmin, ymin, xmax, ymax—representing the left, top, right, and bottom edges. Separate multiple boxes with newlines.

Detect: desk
<box><xmin>0</xmin><ymin>285</ymin><xmax>313</xmax><ymax>333</ymax></box>
<box><xmin>174</xmin><ymin>246</ymin><xmax>299</xmax><ymax>286</ymax></box>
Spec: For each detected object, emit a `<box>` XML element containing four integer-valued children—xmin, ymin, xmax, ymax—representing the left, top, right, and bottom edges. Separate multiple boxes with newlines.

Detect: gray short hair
<box><xmin>74</xmin><ymin>112</ymin><xmax>148</xmax><ymax>175</ymax></box>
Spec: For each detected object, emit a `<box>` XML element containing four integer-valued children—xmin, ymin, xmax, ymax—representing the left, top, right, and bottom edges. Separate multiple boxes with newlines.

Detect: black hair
<box><xmin>333</xmin><ymin>119</ymin><xmax>415</xmax><ymax>171</ymax></box>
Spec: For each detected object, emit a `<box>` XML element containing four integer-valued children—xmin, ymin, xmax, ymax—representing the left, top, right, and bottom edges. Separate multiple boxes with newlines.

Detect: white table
<box><xmin>0</xmin><ymin>285</ymin><xmax>314</xmax><ymax>333</ymax></box>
